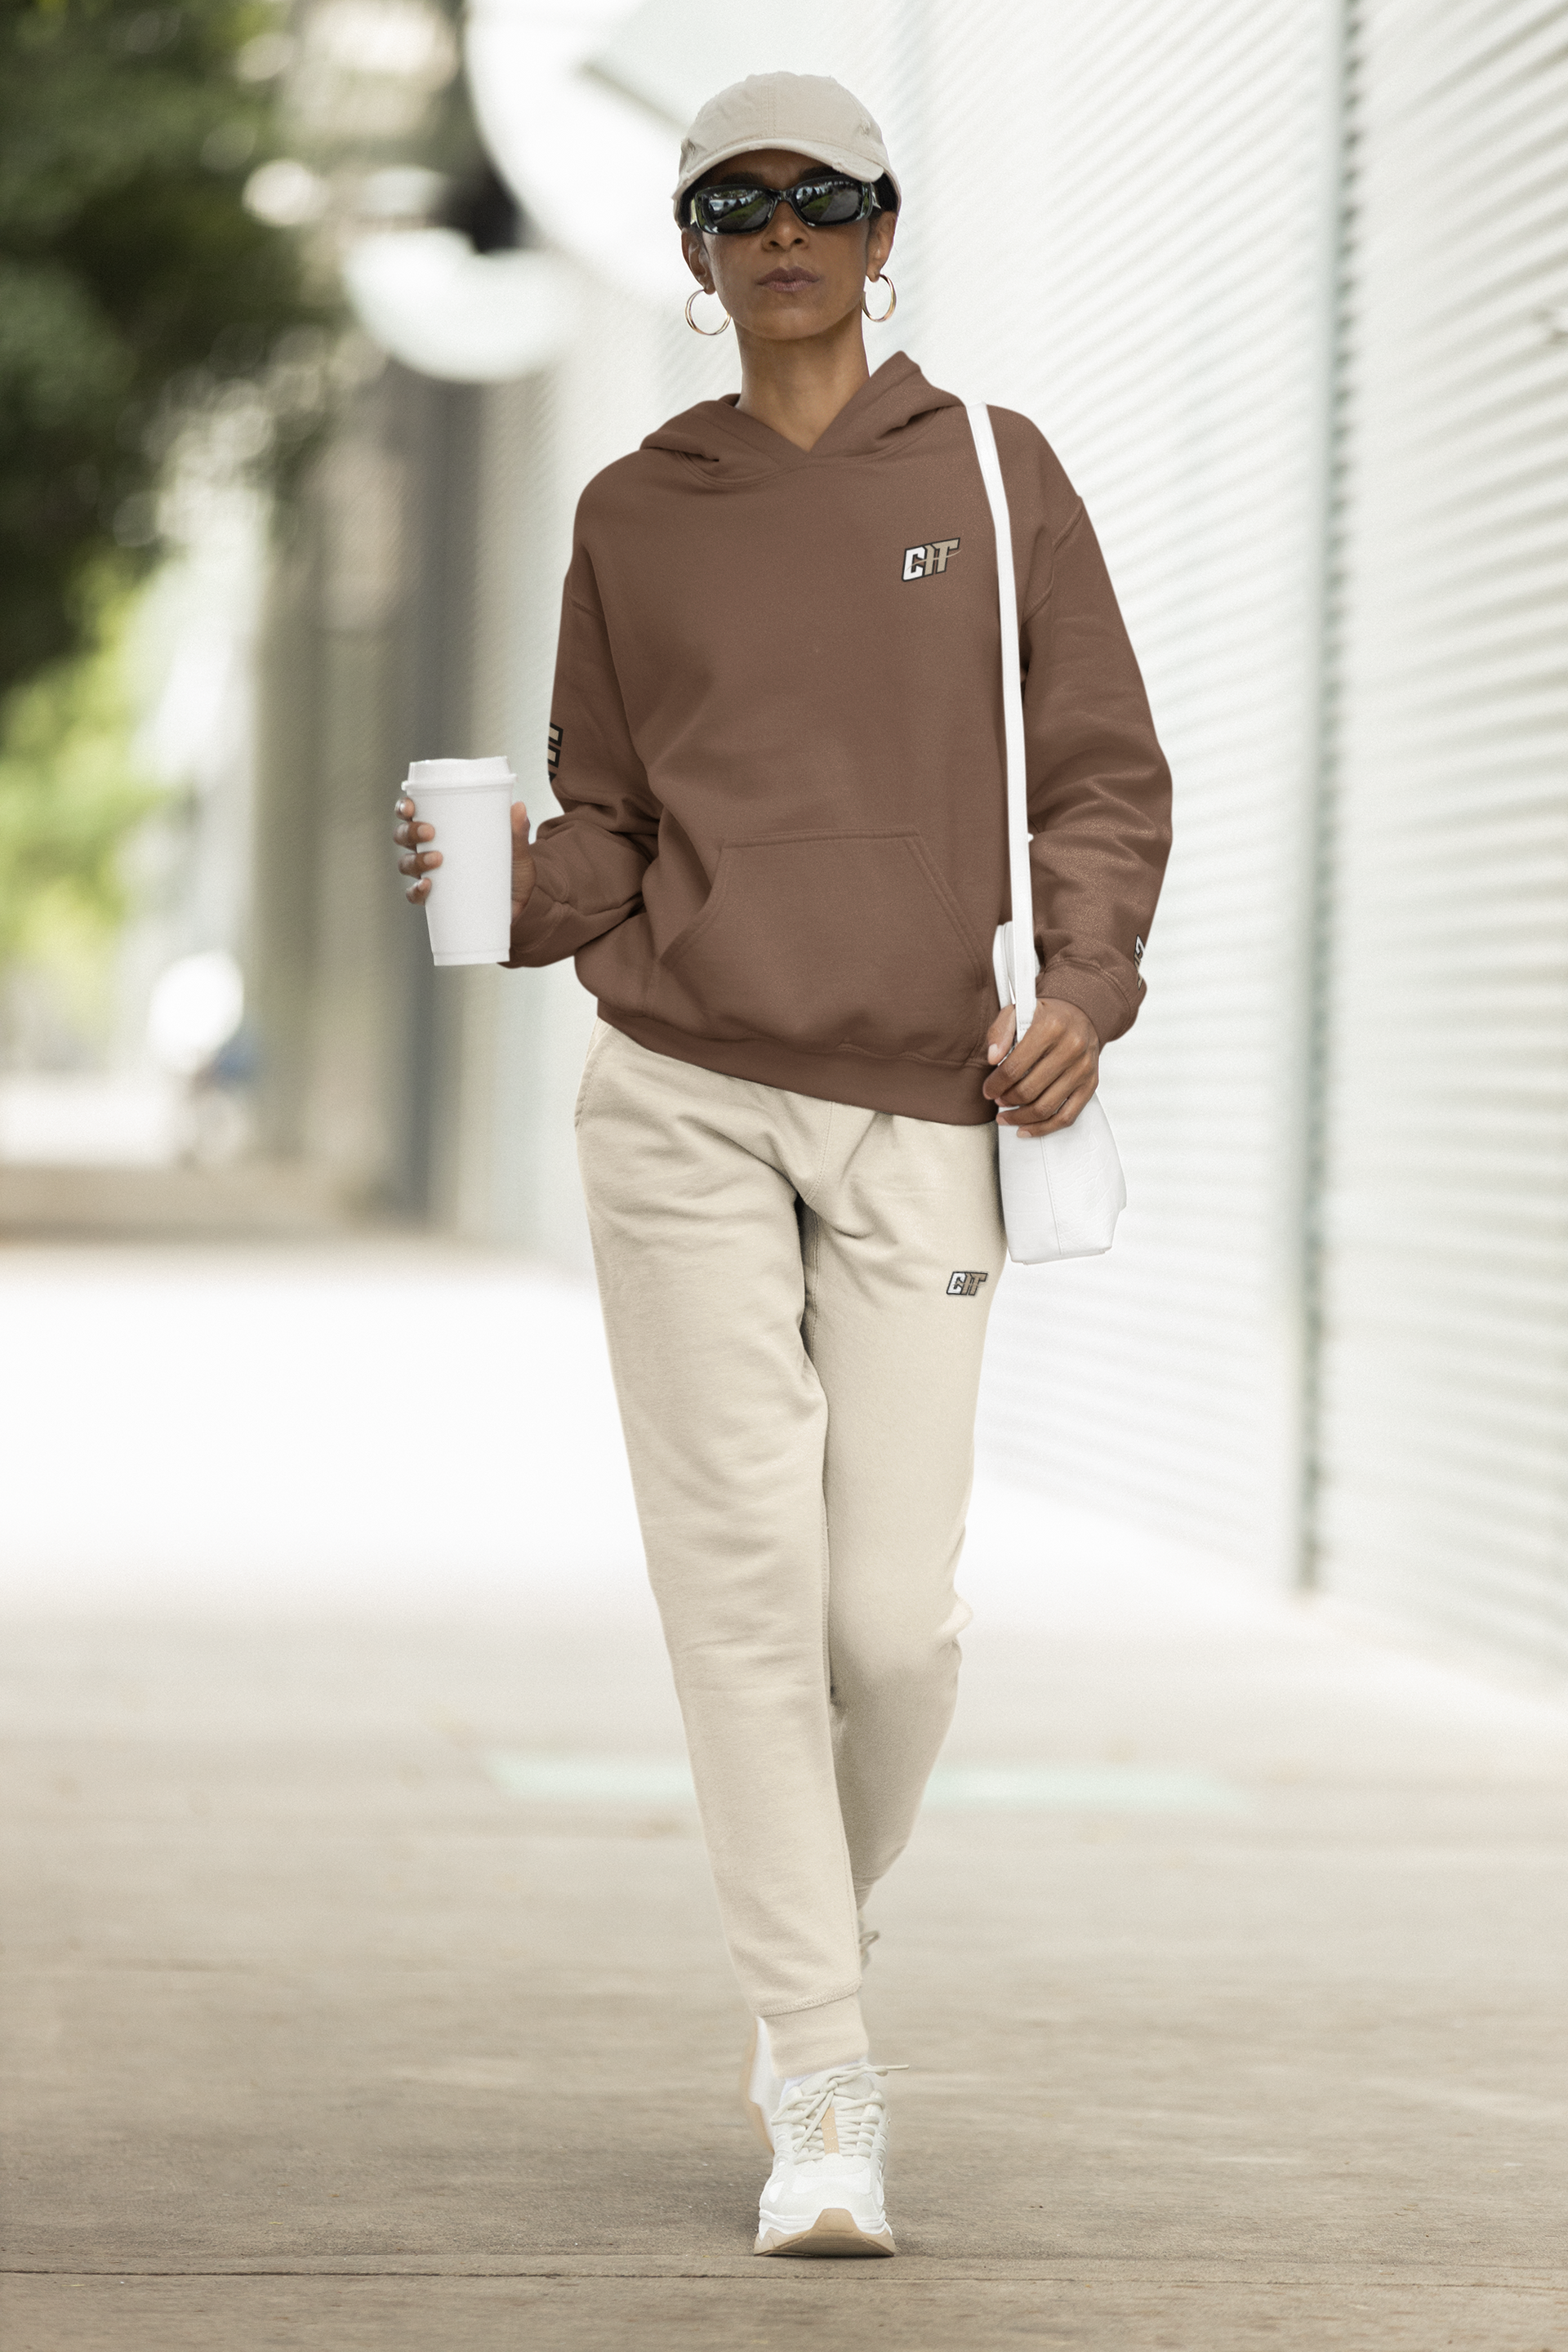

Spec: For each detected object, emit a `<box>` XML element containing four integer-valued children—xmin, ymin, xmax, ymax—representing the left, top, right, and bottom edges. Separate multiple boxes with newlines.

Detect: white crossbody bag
<box><xmin>965</xmin><ymin>400</ymin><xmax>1127</xmax><ymax>1264</ymax></box>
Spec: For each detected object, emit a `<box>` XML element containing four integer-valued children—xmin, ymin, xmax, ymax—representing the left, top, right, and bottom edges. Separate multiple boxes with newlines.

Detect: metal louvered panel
<box><xmin>1314</xmin><ymin>0</ymin><xmax>1568</xmax><ymax>1667</ymax></box>
<box><xmin>895</xmin><ymin>0</ymin><xmax>1343</xmax><ymax>1579</ymax></box>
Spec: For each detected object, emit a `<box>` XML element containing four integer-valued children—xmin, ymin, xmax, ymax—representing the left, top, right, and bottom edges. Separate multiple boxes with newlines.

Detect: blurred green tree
<box><xmin>0</xmin><ymin>0</ymin><xmax>317</xmax><ymax>697</ymax></box>
<box><xmin>0</xmin><ymin>567</ymin><xmax>157</xmax><ymax>980</ymax></box>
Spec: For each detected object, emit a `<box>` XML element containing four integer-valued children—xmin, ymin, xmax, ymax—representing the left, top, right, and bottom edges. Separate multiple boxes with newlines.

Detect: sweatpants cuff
<box><xmin>764</xmin><ymin>1993</ymin><xmax>868</xmax><ymax>2079</ymax></box>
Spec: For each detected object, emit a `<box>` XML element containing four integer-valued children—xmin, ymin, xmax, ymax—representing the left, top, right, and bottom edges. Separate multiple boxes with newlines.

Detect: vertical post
<box><xmin>1292</xmin><ymin>0</ymin><xmax>1356</xmax><ymax>1592</ymax></box>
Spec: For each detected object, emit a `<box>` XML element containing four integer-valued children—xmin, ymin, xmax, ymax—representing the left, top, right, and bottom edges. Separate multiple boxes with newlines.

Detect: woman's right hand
<box><xmin>394</xmin><ymin>795</ymin><xmax>537</xmax><ymax>920</ymax></box>
<box><xmin>394</xmin><ymin>795</ymin><xmax>439</xmax><ymax>903</ymax></box>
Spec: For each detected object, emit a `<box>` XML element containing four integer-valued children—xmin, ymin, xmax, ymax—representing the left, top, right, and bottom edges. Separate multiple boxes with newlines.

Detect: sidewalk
<box><xmin>2</xmin><ymin>1248</ymin><xmax>1566</xmax><ymax>2349</ymax></box>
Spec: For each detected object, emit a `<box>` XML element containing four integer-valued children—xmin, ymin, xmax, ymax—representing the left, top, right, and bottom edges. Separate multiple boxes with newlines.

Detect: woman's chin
<box><xmin>737</xmin><ymin>300</ymin><xmax>860</xmax><ymax>343</ymax></box>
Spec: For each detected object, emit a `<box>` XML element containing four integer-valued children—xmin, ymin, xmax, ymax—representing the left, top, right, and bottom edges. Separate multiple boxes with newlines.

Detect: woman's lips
<box><xmin>759</xmin><ymin>270</ymin><xmax>818</xmax><ymax>290</ymax></box>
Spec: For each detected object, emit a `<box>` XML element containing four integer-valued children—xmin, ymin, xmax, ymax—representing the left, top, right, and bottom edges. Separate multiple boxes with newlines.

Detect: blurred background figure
<box><xmin>4</xmin><ymin>0</ymin><xmax>1566</xmax><ymax>1675</ymax></box>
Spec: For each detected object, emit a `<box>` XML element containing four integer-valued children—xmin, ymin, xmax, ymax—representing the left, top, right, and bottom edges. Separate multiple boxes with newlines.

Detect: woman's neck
<box><xmin>734</xmin><ymin>312</ymin><xmax>872</xmax><ymax>452</ymax></box>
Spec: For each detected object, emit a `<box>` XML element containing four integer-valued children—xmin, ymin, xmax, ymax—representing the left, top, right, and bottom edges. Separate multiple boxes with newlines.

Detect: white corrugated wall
<box><xmin>901</xmin><ymin>0</ymin><xmax>1343</xmax><ymax>1584</ymax></box>
<box><xmin>1312</xmin><ymin>0</ymin><xmax>1568</xmax><ymax>1668</ymax></box>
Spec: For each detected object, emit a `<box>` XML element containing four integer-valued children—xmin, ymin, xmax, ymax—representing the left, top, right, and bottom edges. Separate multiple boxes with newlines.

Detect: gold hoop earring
<box><xmin>684</xmin><ymin>287</ymin><xmax>732</xmax><ymax>336</ymax></box>
<box><xmin>861</xmin><ymin>274</ymin><xmax>897</xmax><ymax>323</ymax></box>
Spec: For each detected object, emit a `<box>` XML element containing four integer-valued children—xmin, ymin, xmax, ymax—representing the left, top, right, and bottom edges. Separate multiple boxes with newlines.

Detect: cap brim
<box><xmin>673</xmin><ymin>139</ymin><xmax>901</xmax><ymax>221</ymax></box>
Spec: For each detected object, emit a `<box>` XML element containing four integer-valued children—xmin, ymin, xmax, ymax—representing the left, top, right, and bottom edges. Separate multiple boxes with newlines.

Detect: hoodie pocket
<box><xmin>655</xmin><ymin>831</ymin><xmax>991</xmax><ymax>1065</ymax></box>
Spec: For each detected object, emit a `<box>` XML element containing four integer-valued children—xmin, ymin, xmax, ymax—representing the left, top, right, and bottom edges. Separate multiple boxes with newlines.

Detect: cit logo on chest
<box><xmin>947</xmin><ymin>1270</ymin><xmax>988</xmax><ymax>1297</ymax></box>
<box><xmin>902</xmin><ymin>537</ymin><xmax>960</xmax><ymax>581</ymax></box>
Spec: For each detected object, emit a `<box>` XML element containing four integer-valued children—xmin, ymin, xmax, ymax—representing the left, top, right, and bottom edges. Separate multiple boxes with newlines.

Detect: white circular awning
<box><xmin>342</xmin><ymin>231</ymin><xmax>577</xmax><ymax>381</ymax></box>
<box><xmin>462</xmin><ymin>0</ymin><xmax>690</xmax><ymax>304</ymax></box>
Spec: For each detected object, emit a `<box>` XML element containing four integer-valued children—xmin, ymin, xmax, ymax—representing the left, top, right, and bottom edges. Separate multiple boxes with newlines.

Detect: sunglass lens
<box><xmin>699</xmin><ymin>187</ymin><xmax>776</xmax><ymax>234</ymax></box>
<box><xmin>795</xmin><ymin>179</ymin><xmax>866</xmax><ymax>225</ymax></box>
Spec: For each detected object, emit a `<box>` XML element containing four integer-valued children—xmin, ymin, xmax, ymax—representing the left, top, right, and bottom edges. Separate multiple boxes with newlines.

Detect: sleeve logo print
<box><xmin>547</xmin><ymin>722</ymin><xmax>562</xmax><ymax>779</ymax></box>
<box><xmin>946</xmin><ymin>1270</ymin><xmax>989</xmax><ymax>1297</ymax></box>
<box><xmin>902</xmin><ymin>537</ymin><xmax>960</xmax><ymax>581</ymax></box>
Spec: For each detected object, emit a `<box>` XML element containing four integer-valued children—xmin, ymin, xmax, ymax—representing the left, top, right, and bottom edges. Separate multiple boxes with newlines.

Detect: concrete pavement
<box><xmin>5</xmin><ymin>1602</ymin><xmax>1568</xmax><ymax>2349</ymax></box>
<box><xmin>2</xmin><ymin>1248</ymin><xmax>1567</xmax><ymax>2346</ymax></box>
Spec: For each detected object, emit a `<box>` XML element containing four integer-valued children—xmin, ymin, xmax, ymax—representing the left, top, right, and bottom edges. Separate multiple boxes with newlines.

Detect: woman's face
<box><xmin>681</xmin><ymin>147</ymin><xmax>897</xmax><ymax>341</ymax></box>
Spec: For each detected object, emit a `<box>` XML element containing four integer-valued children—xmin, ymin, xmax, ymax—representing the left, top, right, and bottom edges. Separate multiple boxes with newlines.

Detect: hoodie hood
<box><xmin>639</xmin><ymin>352</ymin><xmax>963</xmax><ymax>478</ymax></box>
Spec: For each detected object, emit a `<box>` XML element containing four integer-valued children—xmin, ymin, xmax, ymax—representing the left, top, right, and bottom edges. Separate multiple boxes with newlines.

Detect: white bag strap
<box><xmin>964</xmin><ymin>399</ymin><xmax>1036</xmax><ymax>1043</ymax></box>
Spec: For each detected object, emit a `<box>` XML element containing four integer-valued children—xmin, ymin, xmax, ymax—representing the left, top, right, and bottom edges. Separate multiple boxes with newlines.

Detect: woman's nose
<box><xmin>763</xmin><ymin>203</ymin><xmax>808</xmax><ymax>246</ymax></box>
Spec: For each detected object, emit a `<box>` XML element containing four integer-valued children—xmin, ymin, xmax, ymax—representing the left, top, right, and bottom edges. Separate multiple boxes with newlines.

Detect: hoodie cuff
<box><xmin>1037</xmin><ymin>959</ymin><xmax>1140</xmax><ymax>1046</ymax></box>
<box><xmin>502</xmin><ymin>883</ymin><xmax>568</xmax><ymax>967</ymax></box>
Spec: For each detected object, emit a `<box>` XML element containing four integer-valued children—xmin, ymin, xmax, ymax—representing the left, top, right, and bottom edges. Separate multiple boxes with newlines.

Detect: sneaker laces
<box><xmin>773</xmin><ymin>2061</ymin><xmax>906</xmax><ymax>2163</ymax></box>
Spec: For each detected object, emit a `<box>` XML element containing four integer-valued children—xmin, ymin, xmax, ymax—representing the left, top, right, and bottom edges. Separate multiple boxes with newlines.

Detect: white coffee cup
<box><xmin>405</xmin><ymin>756</ymin><xmax>515</xmax><ymax>966</ymax></box>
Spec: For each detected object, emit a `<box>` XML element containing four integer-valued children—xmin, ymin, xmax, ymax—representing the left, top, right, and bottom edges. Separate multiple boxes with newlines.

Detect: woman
<box><xmin>396</xmin><ymin>71</ymin><xmax>1171</xmax><ymax>2258</ymax></box>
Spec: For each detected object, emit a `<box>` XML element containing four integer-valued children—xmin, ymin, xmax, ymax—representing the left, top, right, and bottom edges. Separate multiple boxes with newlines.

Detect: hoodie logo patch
<box><xmin>947</xmin><ymin>1270</ymin><xmax>989</xmax><ymax>1297</ymax></box>
<box><xmin>902</xmin><ymin>537</ymin><xmax>960</xmax><ymax>582</ymax></box>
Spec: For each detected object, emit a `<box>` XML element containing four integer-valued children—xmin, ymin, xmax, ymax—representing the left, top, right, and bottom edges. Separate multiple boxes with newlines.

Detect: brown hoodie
<box><xmin>507</xmin><ymin>353</ymin><xmax>1171</xmax><ymax>1125</ymax></box>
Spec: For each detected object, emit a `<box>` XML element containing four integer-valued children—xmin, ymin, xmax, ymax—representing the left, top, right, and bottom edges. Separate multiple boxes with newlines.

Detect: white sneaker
<box><xmin>754</xmin><ymin>2060</ymin><xmax>900</xmax><ymax>2257</ymax></box>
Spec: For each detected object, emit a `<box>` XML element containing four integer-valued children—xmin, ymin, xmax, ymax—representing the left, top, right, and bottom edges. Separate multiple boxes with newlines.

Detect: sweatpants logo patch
<box><xmin>947</xmin><ymin>1270</ymin><xmax>989</xmax><ymax>1297</ymax></box>
<box><xmin>902</xmin><ymin>537</ymin><xmax>960</xmax><ymax>581</ymax></box>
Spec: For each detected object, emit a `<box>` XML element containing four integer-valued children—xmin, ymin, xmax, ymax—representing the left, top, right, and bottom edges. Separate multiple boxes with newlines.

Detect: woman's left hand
<box><xmin>982</xmin><ymin>998</ymin><xmax>1101</xmax><ymax>1136</ymax></box>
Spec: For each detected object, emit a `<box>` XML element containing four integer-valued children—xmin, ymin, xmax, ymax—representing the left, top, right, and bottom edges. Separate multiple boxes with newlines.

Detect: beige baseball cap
<box><xmin>672</xmin><ymin>72</ymin><xmax>900</xmax><ymax>223</ymax></box>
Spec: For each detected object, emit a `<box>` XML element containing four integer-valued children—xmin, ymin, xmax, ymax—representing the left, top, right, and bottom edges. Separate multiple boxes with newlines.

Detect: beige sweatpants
<box><xmin>575</xmin><ymin>1023</ymin><xmax>1005</xmax><ymax>2075</ymax></box>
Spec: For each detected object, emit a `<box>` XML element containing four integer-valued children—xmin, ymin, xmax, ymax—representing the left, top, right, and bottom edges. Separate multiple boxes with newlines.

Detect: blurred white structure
<box><xmin>466</xmin><ymin>0</ymin><xmax>696</xmax><ymax>302</ymax></box>
<box><xmin>147</xmin><ymin>951</ymin><xmax>245</xmax><ymax>1077</ymax></box>
<box><xmin>249</xmin><ymin>0</ymin><xmax>1567</xmax><ymax>1678</ymax></box>
<box><xmin>341</xmin><ymin>237</ymin><xmax>577</xmax><ymax>381</ymax></box>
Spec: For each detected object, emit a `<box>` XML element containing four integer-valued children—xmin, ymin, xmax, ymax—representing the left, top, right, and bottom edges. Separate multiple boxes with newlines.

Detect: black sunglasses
<box><xmin>685</xmin><ymin>172</ymin><xmax>880</xmax><ymax>237</ymax></box>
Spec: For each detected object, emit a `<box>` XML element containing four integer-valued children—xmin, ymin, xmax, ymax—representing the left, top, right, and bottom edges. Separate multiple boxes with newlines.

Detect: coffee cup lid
<box><xmin>406</xmin><ymin>755</ymin><xmax>514</xmax><ymax>790</ymax></box>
